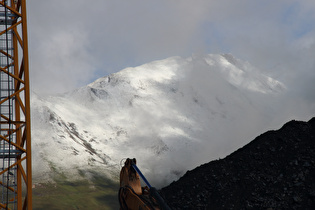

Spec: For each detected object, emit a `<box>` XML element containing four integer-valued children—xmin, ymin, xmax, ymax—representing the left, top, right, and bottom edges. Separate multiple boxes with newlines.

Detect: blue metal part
<box><xmin>131</xmin><ymin>162</ymin><xmax>172</xmax><ymax>210</ymax></box>
<box><xmin>131</xmin><ymin>163</ymin><xmax>152</xmax><ymax>188</ymax></box>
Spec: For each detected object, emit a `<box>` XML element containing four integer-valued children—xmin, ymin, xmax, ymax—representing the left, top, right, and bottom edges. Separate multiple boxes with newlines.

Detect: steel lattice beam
<box><xmin>0</xmin><ymin>0</ymin><xmax>31</xmax><ymax>209</ymax></box>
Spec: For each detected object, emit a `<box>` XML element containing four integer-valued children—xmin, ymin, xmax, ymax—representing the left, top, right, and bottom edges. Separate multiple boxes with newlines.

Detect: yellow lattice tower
<box><xmin>0</xmin><ymin>0</ymin><xmax>31</xmax><ymax>209</ymax></box>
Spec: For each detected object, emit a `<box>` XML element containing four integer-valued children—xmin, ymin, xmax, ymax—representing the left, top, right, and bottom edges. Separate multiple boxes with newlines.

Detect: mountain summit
<box><xmin>32</xmin><ymin>54</ymin><xmax>288</xmax><ymax>186</ymax></box>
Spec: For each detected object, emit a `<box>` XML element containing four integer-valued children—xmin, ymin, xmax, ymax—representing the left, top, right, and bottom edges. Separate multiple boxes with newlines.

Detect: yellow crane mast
<box><xmin>0</xmin><ymin>0</ymin><xmax>31</xmax><ymax>209</ymax></box>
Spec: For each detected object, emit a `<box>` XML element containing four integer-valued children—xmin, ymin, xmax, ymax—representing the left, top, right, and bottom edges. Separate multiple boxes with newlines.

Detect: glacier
<box><xmin>31</xmin><ymin>53</ymin><xmax>296</xmax><ymax>187</ymax></box>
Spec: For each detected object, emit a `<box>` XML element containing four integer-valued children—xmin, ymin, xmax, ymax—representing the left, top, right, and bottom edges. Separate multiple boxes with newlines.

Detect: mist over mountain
<box><xmin>31</xmin><ymin>53</ymin><xmax>313</xmax><ymax>187</ymax></box>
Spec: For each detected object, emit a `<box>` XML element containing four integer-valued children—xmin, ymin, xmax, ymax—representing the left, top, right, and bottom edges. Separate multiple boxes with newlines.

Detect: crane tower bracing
<box><xmin>0</xmin><ymin>0</ymin><xmax>31</xmax><ymax>209</ymax></box>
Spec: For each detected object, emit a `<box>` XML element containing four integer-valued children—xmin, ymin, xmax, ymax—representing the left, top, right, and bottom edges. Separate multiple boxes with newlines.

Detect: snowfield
<box><xmin>31</xmin><ymin>54</ymin><xmax>311</xmax><ymax>187</ymax></box>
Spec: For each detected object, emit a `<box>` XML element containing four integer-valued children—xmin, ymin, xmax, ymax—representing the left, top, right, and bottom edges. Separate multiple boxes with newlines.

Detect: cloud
<box><xmin>27</xmin><ymin>1</ymin><xmax>98</xmax><ymax>95</ymax></box>
<box><xmin>26</xmin><ymin>0</ymin><xmax>315</xmax><ymax>107</ymax></box>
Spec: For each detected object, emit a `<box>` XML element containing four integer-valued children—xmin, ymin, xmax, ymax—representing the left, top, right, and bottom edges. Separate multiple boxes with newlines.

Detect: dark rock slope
<box><xmin>161</xmin><ymin>117</ymin><xmax>315</xmax><ymax>210</ymax></box>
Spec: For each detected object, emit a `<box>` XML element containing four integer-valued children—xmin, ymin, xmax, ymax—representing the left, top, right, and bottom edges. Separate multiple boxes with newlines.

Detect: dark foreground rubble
<box><xmin>161</xmin><ymin>117</ymin><xmax>315</xmax><ymax>210</ymax></box>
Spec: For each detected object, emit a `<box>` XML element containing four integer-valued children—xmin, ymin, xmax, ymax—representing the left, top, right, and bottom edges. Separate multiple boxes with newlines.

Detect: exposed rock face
<box><xmin>161</xmin><ymin>117</ymin><xmax>315</xmax><ymax>210</ymax></box>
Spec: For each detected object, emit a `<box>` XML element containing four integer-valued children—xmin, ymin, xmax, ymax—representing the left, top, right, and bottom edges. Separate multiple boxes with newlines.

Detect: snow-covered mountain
<box><xmin>31</xmin><ymin>54</ymin><xmax>288</xmax><ymax>187</ymax></box>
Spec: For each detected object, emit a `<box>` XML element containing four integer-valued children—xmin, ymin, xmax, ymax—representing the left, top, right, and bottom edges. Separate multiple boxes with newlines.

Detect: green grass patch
<box><xmin>33</xmin><ymin>173</ymin><xmax>120</xmax><ymax>210</ymax></box>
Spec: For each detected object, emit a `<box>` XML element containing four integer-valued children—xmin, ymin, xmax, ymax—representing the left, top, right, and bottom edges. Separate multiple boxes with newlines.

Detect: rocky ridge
<box><xmin>161</xmin><ymin>117</ymin><xmax>315</xmax><ymax>209</ymax></box>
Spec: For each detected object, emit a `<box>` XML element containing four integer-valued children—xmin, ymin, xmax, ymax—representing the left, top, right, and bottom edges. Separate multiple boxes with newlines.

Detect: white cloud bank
<box><xmin>26</xmin><ymin>0</ymin><xmax>315</xmax><ymax>103</ymax></box>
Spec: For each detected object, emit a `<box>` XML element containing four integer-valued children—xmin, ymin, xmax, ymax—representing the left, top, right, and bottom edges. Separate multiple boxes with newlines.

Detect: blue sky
<box><xmin>27</xmin><ymin>0</ymin><xmax>315</xmax><ymax>102</ymax></box>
